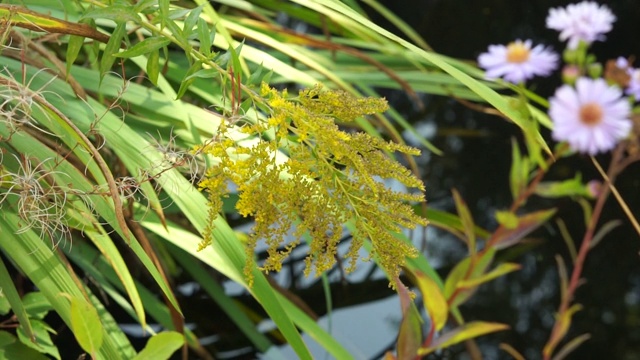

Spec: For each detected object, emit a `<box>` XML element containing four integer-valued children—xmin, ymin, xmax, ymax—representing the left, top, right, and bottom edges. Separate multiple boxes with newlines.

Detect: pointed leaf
<box><xmin>69</xmin><ymin>295</ymin><xmax>104</xmax><ymax>357</ymax></box>
<box><xmin>444</xmin><ymin>248</ymin><xmax>495</xmax><ymax>307</ymax></box>
<box><xmin>16</xmin><ymin>319</ymin><xmax>59</xmax><ymax>359</ymax></box>
<box><xmin>543</xmin><ymin>304</ymin><xmax>582</xmax><ymax>358</ymax></box>
<box><xmin>197</xmin><ymin>18</ymin><xmax>213</xmax><ymax>57</ymax></box>
<box><xmin>82</xmin><ymin>5</ymin><xmax>140</xmax><ymax>23</ymax></box>
<box><xmin>414</xmin><ymin>271</ymin><xmax>448</xmax><ymax>331</ymax></box>
<box><xmin>457</xmin><ymin>263</ymin><xmax>521</xmax><ymax>289</ymax></box>
<box><xmin>494</xmin><ymin>209</ymin><xmax>557</xmax><ymax>249</ymax></box>
<box><xmin>0</xmin><ymin>331</ymin><xmax>49</xmax><ymax>360</ymax></box>
<box><xmin>509</xmin><ymin>138</ymin><xmax>526</xmax><ymax>200</ymax></box>
<box><xmin>100</xmin><ymin>22</ymin><xmax>127</xmax><ymax>78</ymax></box>
<box><xmin>495</xmin><ymin>210</ymin><xmax>519</xmax><ymax>229</ymax></box>
<box><xmin>183</xmin><ymin>6</ymin><xmax>203</xmax><ymax>39</ymax></box>
<box><xmin>22</xmin><ymin>292</ymin><xmax>52</xmax><ymax>320</ymax></box>
<box><xmin>395</xmin><ymin>278</ymin><xmax>422</xmax><ymax>360</ymax></box>
<box><xmin>535</xmin><ymin>174</ymin><xmax>591</xmax><ymax>199</ymax></box>
<box><xmin>113</xmin><ymin>37</ymin><xmax>171</xmax><ymax>59</ymax></box>
<box><xmin>552</xmin><ymin>333</ymin><xmax>591</xmax><ymax>360</ymax></box>
<box><xmin>147</xmin><ymin>49</ymin><xmax>161</xmax><ymax>85</ymax></box>
<box><xmin>452</xmin><ymin>189</ymin><xmax>476</xmax><ymax>255</ymax></box>
<box><xmin>66</xmin><ymin>35</ymin><xmax>85</xmax><ymax>76</ymax></box>
<box><xmin>420</xmin><ymin>322</ymin><xmax>508</xmax><ymax>355</ymax></box>
<box><xmin>0</xmin><ymin>257</ymin><xmax>35</xmax><ymax>342</ymax></box>
<box><xmin>133</xmin><ymin>332</ymin><xmax>184</xmax><ymax>360</ymax></box>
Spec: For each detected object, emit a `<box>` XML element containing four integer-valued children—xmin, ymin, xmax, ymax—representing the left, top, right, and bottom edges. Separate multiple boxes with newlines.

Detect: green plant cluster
<box><xmin>197</xmin><ymin>83</ymin><xmax>427</xmax><ymax>285</ymax></box>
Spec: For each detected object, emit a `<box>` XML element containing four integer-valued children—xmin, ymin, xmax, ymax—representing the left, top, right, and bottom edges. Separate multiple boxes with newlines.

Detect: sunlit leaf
<box><xmin>133</xmin><ymin>332</ymin><xmax>184</xmax><ymax>360</ymax></box>
<box><xmin>419</xmin><ymin>321</ymin><xmax>509</xmax><ymax>355</ymax></box>
<box><xmin>113</xmin><ymin>37</ymin><xmax>171</xmax><ymax>59</ymax></box>
<box><xmin>413</xmin><ymin>271</ymin><xmax>448</xmax><ymax>331</ymax></box>
<box><xmin>444</xmin><ymin>248</ymin><xmax>495</xmax><ymax>307</ymax></box>
<box><xmin>16</xmin><ymin>319</ymin><xmax>59</xmax><ymax>360</ymax></box>
<box><xmin>552</xmin><ymin>333</ymin><xmax>591</xmax><ymax>360</ymax></box>
<box><xmin>543</xmin><ymin>304</ymin><xmax>583</xmax><ymax>358</ymax></box>
<box><xmin>493</xmin><ymin>209</ymin><xmax>557</xmax><ymax>249</ymax></box>
<box><xmin>395</xmin><ymin>278</ymin><xmax>422</xmax><ymax>360</ymax></box>
<box><xmin>457</xmin><ymin>263</ymin><xmax>521</xmax><ymax>289</ymax></box>
<box><xmin>499</xmin><ymin>343</ymin><xmax>526</xmax><ymax>360</ymax></box>
<box><xmin>69</xmin><ymin>295</ymin><xmax>104</xmax><ymax>357</ymax></box>
<box><xmin>197</xmin><ymin>18</ymin><xmax>213</xmax><ymax>57</ymax></box>
<box><xmin>495</xmin><ymin>210</ymin><xmax>519</xmax><ymax>229</ymax></box>
<box><xmin>535</xmin><ymin>174</ymin><xmax>591</xmax><ymax>199</ymax></box>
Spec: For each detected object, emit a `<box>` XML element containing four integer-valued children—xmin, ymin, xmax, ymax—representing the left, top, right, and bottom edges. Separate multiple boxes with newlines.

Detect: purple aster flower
<box><xmin>478</xmin><ymin>40</ymin><xmax>558</xmax><ymax>83</ymax></box>
<box><xmin>550</xmin><ymin>78</ymin><xmax>632</xmax><ymax>155</ymax></box>
<box><xmin>546</xmin><ymin>1</ymin><xmax>615</xmax><ymax>49</ymax></box>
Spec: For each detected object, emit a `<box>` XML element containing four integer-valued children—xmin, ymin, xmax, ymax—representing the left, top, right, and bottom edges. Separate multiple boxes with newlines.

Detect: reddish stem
<box><xmin>543</xmin><ymin>145</ymin><xmax>624</xmax><ymax>360</ymax></box>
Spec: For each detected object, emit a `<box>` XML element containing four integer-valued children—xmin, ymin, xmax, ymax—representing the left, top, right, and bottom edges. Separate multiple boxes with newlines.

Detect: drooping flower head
<box><xmin>478</xmin><ymin>40</ymin><xmax>558</xmax><ymax>83</ymax></box>
<box><xmin>550</xmin><ymin>77</ymin><xmax>632</xmax><ymax>155</ymax></box>
<box><xmin>546</xmin><ymin>1</ymin><xmax>615</xmax><ymax>49</ymax></box>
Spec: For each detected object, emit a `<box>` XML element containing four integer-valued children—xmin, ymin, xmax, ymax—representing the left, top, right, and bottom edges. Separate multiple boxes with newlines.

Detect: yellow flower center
<box><xmin>506</xmin><ymin>42</ymin><xmax>530</xmax><ymax>63</ymax></box>
<box><xmin>579</xmin><ymin>102</ymin><xmax>603</xmax><ymax>126</ymax></box>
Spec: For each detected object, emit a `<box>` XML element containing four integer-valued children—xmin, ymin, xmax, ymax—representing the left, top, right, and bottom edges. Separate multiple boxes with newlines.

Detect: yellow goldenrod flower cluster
<box><xmin>196</xmin><ymin>84</ymin><xmax>427</xmax><ymax>286</ymax></box>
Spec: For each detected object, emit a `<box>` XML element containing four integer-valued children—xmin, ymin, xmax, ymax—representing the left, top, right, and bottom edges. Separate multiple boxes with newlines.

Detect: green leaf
<box><xmin>17</xmin><ymin>319</ymin><xmax>59</xmax><ymax>360</ymax></box>
<box><xmin>535</xmin><ymin>174</ymin><xmax>591</xmax><ymax>199</ymax></box>
<box><xmin>133</xmin><ymin>332</ymin><xmax>184</xmax><ymax>360</ymax></box>
<box><xmin>413</xmin><ymin>271</ymin><xmax>448</xmax><ymax>331</ymax></box>
<box><xmin>0</xmin><ymin>257</ymin><xmax>35</xmax><ymax>342</ymax></box>
<box><xmin>493</xmin><ymin>209</ymin><xmax>557</xmax><ymax>249</ymax></box>
<box><xmin>99</xmin><ymin>22</ymin><xmax>127</xmax><ymax>79</ymax></box>
<box><xmin>443</xmin><ymin>248</ymin><xmax>495</xmax><ymax>307</ymax></box>
<box><xmin>0</xmin><ymin>331</ymin><xmax>49</xmax><ymax>360</ymax></box>
<box><xmin>176</xmin><ymin>61</ymin><xmax>206</xmax><ymax>99</ymax></box>
<box><xmin>420</xmin><ymin>321</ymin><xmax>509</xmax><ymax>355</ymax></box>
<box><xmin>552</xmin><ymin>333</ymin><xmax>591</xmax><ymax>360</ymax></box>
<box><xmin>543</xmin><ymin>304</ymin><xmax>582</xmax><ymax>358</ymax></box>
<box><xmin>113</xmin><ymin>37</ymin><xmax>171</xmax><ymax>59</ymax></box>
<box><xmin>147</xmin><ymin>49</ymin><xmax>161</xmax><ymax>85</ymax></box>
<box><xmin>457</xmin><ymin>263</ymin><xmax>521</xmax><ymax>289</ymax></box>
<box><xmin>183</xmin><ymin>6</ymin><xmax>203</xmax><ymax>39</ymax></box>
<box><xmin>0</xmin><ymin>292</ymin><xmax>9</xmax><ymax>315</ymax></box>
<box><xmin>197</xmin><ymin>18</ymin><xmax>213</xmax><ymax>57</ymax></box>
<box><xmin>495</xmin><ymin>210</ymin><xmax>519</xmax><ymax>229</ymax></box>
<box><xmin>452</xmin><ymin>189</ymin><xmax>476</xmax><ymax>256</ymax></box>
<box><xmin>134</xmin><ymin>0</ymin><xmax>158</xmax><ymax>13</ymax></box>
<box><xmin>69</xmin><ymin>295</ymin><xmax>104</xmax><ymax>357</ymax></box>
<box><xmin>396</xmin><ymin>279</ymin><xmax>422</xmax><ymax>360</ymax></box>
<box><xmin>509</xmin><ymin>138</ymin><xmax>527</xmax><ymax>200</ymax></box>
<box><xmin>66</xmin><ymin>35</ymin><xmax>85</xmax><ymax>76</ymax></box>
<box><xmin>82</xmin><ymin>5</ymin><xmax>140</xmax><ymax>23</ymax></box>
<box><xmin>22</xmin><ymin>292</ymin><xmax>53</xmax><ymax>320</ymax></box>
<box><xmin>0</xmin><ymin>212</ymin><xmax>134</xmax><ymax>359</ymax></box>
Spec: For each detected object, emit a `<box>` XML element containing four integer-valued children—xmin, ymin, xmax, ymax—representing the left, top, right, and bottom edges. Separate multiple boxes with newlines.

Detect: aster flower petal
<box><xmin>550</xmin><ymin>78</ymin><xmax>631</xmax><ymax>155</ymax></box>
<box><xmin>477</xmin><ymin>40</ymin><xmax>558</xmax><ymax>83</ymax></box>
<box><xmin>546</xmin><ymin>1</ymin><xmax>616</xmax><ymax>49</ymax></box>
<box><xmin>626</xmin><ymin>69</ymin><xmax>640</xmax><ymax>99</ymax></box>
